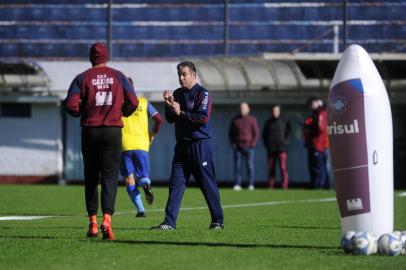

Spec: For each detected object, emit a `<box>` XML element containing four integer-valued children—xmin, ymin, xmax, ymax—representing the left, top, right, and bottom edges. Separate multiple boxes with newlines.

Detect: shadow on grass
<box><xmin>112</xmin><ymin>239</ymin><xmax>340</xmax><ymax>251</ymax></box>
<box><xmin>2</xmin><ymin>235</ymin><xmax>106</xmax><ymax>242</ymax></box>
<box><xmin>1</xmin><ymin>235</ymin><xmax>58</xmax><ymax>240</ymax></box>
<box><xmin>321</xmin><ymin>250</ymin><xmax>348</xmax><ymax>256</ymax></box>
<box><xmin>0</xmin><ymin>226</ymin><xmax>151</xmax><ymax>232</ymax></box>
<box><xmin>0</xmin><ymin>226</ymin><xmax>84</xmax><ymax>230</ymax></box>
<box><xmin>114</xmin><ymin>227</ymin><xmax>154</xmax><ymax>231</ymax></box>
<box><xmin>269</xmin><ymin>225</ymin><xmax>340</xmax><ymax>230</ymax></box>
<box><xmin>2</xmin><ymin>235</ymin><xmax>341</xmax><ymax>253</ymax></box>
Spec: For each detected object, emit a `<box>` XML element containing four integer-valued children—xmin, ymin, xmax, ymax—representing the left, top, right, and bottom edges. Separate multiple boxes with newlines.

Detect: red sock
<box><xmin>103</xmin><ymin>214</ymin><xmax>111</xmax><ymax>224</ymax></box>
<box><xmin>89</xmin><ymin>215</ymin><xmax>97</xmax><ymax>223</ymax></box>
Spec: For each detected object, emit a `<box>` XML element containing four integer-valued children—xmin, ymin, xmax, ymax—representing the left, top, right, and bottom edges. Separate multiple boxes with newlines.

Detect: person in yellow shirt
<box><xmin>121</xmin><ymin>78</ymin><xmax>163</xmax><ymax>217</ymax></box>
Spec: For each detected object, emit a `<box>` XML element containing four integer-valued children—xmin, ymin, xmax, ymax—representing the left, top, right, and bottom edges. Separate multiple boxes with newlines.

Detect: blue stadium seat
<box><xmin>349</xmin><ymin>5</ymin><xmax>404</xmax><ymax>20</ymax></box>
<box><xmin>113</xmin><ymin>43</ymin><xmax>223</xmax><ymax>58</ymax></box>
<box><xmin>10</xmin><ymin>0</ymin><xmax>106</xmax><ymax>3</ymax></box>
<box><xmin>1</xmin><ymin>6</ymin><xmax>107</xmax><ymax>21</ymax></box>
<box><xmin>229</xmin><ymin>5</ymin><xmax>341</xmax><ymax>22</ymax></box>
<box><xmin>229</xmin><ymin>43</ymin><xmax>333</xmax><ymax>55</ymax></box>
<box><xmin>349</xmin><ymin>25</ymin><xmax>406</xmax><ymax>39</ymax></box>
<box><xmin>113</xmin><ymin>6</ymin><xmax>222</xmax><ymax>22</ymax></box>
<box><xmin>0</xmin><ymin>44</ymin><xmax>17</xmax><ymax>57</ymax></box>
<box><xmin>0</xmin><ymin>1</ymin><xmax>405</xmax><ymax>58</ymax></box>
<box><xmin>230</xmin><ymin>25</ymin><xmax>333</xmax><ymax>40</ymax></box>
<box><xmin>19</xmin><ymin>43</ymin><xmax>39</xmax><ymax>57</ymax></box>
<box><xmin>113</xmin><ymin>25</ymin><xmax>223</xmax><ymax>40</ymax></box>
<box><xmin>60</xmin><ymin>44</ymin><xmax>89</xmax><ymax>58</ymax></box>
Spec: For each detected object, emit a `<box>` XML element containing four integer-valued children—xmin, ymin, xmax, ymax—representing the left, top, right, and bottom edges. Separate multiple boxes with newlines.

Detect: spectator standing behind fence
<box><xmin>228</xmin><ymin>102</ymin><xmax>260</xmax><ymax>191</ymax></box>
<box><xmin>262</xmin><ymin>105</ymin><xmax>291</xmax><ymax>189</ymax></box>
<box><xmin>317</xmin><ymin>99</ymin><xmax>333</xmax><ymax>189</ymax></box>
<box><xmin>304</xmin><ymin>97</ymin><xmax>329</xmax><ymax>189</ymax></box>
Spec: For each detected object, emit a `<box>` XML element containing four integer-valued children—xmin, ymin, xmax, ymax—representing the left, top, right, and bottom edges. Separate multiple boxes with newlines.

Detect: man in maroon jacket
<box><xmin>228</xmin><ymin>102</ymin><xmax>260</xmax><ymax>191</ymax></box>
<box><xmin>304</xmin><ymin>97</ymin><xmax>329</xmax><ymax>189</ymax></box>
<box><xmin>64</xmin><ymin>42</ymin><xmax>138</xmax><ymax>240</ymax></box>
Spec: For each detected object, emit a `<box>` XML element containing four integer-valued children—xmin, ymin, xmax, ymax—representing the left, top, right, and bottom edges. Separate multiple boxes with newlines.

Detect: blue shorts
<box><xmin>121</xmin><ymin>150</ymin><xmax>150</xmax><ymax>179</ymax></box>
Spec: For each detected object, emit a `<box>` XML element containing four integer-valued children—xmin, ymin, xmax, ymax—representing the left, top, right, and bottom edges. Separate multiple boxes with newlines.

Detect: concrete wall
<box><xmin>9</xmin><ymin>101</ymin><xmax>405</xmax><ymax>187</ymax></box>
<box><xmin>147</xmin><ymin>103</ymin><xmax>312</xmax><ymax>184</ymax></box>
<box><xmin>0</xmin><ymin>102</ymin><xmax>63</xmax><ymax>180</ymax></box>
<box><xmin>64</xmin><ymin>103</ymin><xmax>312</xmax><ymax>185</ymax></box>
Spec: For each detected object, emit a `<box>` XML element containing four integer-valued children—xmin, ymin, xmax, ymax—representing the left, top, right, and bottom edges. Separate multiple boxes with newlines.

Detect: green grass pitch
<box><xmin>1</xmin><ymin>185</ymin><xmax>406</xmax><ymax>269</ymax></box>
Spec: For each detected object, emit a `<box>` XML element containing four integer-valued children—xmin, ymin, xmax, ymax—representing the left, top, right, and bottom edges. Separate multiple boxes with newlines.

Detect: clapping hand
<box><xmin>163</xmin><ymin>90</ymin><xmax>174</xmax><ymax>106</ymax></box>
<box><xmin>171</xmin><ymin>101</ymin><xmax>181</xmax><ymax>115</ymax></box>
<box><xmin>163</xmin><ymin>90</ymin><xmax>181</xmax><ymax>115</ymax></box>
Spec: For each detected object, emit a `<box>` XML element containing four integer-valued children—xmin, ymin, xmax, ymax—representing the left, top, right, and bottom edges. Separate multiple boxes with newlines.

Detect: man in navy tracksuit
<box><xmin>152</xmin><ymin>61</ymin><xmax>224</xmax><ymax>230</ymax></box>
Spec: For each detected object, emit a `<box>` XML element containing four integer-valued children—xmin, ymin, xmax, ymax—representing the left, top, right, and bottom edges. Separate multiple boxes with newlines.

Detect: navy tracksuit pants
<box><xmin>164</xmin><ymin>139</ymin><xmax>224</xmax><ymax>228</ymax></box>
<box><xmin>307</xmin><ymin>149</ymin><xmax>328</xmax><ymax>189</ymax></box>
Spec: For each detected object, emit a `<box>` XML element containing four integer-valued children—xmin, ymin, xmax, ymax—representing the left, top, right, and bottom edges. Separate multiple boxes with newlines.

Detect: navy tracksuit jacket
<box><xmin>164</xmin><ymin>83</ymin><xmax>223</xmax><ymax>227</ymax></box>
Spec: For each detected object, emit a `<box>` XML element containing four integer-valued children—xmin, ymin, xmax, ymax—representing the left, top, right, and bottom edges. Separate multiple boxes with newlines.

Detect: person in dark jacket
<box><xmin>262</xmin><ymin>105</ymin><xmax>291</xmax><ymax>189</ymax></box>
<box><xmin>65</xmin><ymin>42</ymin><xmax>138</xmax><ymax>240</ymax></box>
<box><xmin>304</xmin><ymin>97</ymin><xmax>329</xmax><ymax>189</ymax></box>
<box><xmin>151</xmin><ymin>61</ymin><xmax>224</xmax><ymax>230</ymax></box>
<box><xmin>228</xmin><ymin>102</ymin><xmax>260</xmax><ymax>191</ymax></box>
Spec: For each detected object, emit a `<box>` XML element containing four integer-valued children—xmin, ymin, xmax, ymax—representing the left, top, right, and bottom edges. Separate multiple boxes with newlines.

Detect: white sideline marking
<box><xmin>398</xmin><ymin>192</ymin><xmax>406</xmax><ymax>197</ymax></box>
<box><xmin>0</xmin><ymin>197</ymin><xmax>336</xmax><ymax>221</ymax></box>
<box><xmin>0</xmin><ymin>216</ymin><xmax>53</xmax><ymax>221</ymax></box>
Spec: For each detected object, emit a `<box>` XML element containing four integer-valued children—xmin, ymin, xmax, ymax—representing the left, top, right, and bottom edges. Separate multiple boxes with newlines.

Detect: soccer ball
<box><xmin>393</xmin><ymin>231</ymin><xmax>406</xmax><ymax>255</ymax></box>
<box><xmin>351</xmin><ymin>232</ymin><xmax>377</xmax><ymax>255</ymax></box>
<box><xmin>401</xmin><ymin>231</ymin><xmax>406</xmax><ymax>255</ymax></box>
<box><xmin>341</xmin><ymin>231</ymin><xmax>356</xmax><ymax>254</ymax></box>
<box><xmin>378</xmin><ymin>233</ymin><xmax>403</xmax><ymax>256</ymax></box>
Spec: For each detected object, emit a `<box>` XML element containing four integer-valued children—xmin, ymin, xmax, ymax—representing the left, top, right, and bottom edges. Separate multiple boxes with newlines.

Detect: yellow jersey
<box><xmin>122</xmin><ymin>97</ymin><xmax>157</xmax><ymax>152</ymax></box>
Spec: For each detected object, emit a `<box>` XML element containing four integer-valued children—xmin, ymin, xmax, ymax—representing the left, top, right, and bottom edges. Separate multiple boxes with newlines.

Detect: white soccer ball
<box><xmin>341</xmin><ymin>231</ymin><xmax>356</xmax><ymax>254</ymax></box>
<box><xmin>351</xmin><ymin>232</ymin><xmax>377</xmax><ymax>255</ymax></box>
<box><xmin>394</xmin><ymin>231</ymin><xmax>406</xmax><ymax>255</ymax></box>
<box><xmin>378</xmin><ymin>233</ymin><xmax>403</xmax><ymax>256</ymax></box>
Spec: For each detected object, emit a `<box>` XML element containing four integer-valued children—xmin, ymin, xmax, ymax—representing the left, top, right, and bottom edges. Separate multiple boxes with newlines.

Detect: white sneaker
<box><xmin>248</xmin><ymin>185</ymin><xmax>255</xmax><ymax>191</ymax></box>
<box><xmin>233</xmin><ymin>185</ymin><xmax>242</xmax><ymax>191</ymax></box>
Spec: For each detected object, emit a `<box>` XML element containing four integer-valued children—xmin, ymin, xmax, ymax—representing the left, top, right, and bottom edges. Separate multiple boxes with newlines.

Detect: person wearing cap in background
<box><xmin>64</xmin><ymin>42</ymin><xmax>138</xmax><ymax>240</ymax></box>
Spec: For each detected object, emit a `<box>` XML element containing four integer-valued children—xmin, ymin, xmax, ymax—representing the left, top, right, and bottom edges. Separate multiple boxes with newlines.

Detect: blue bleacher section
<box><xmin>0</xmin><ymin>1</ymin><xmax>405</xmax><ymax>59</ymax></box>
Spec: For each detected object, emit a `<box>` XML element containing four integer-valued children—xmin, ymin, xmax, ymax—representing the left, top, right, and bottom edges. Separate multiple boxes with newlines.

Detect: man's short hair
<box><xmin>177</xmin><ymin>61</ymin><xmax>196</xmax><ymax>74</ymax></box>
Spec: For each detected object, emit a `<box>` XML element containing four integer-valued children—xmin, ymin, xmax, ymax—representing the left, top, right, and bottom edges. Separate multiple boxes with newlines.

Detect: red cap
<box><xmin>89</xmin><ymin>42</ymin><xmax>109</xmax><ymax>65</ymax></box>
